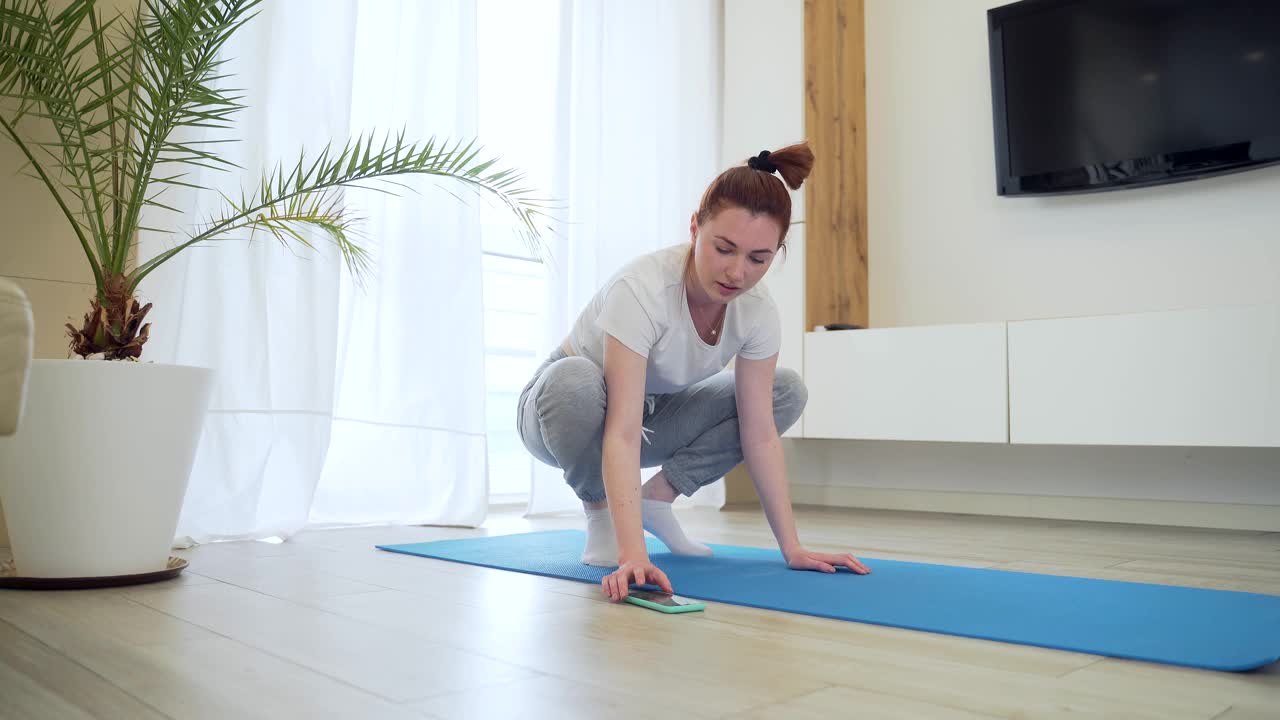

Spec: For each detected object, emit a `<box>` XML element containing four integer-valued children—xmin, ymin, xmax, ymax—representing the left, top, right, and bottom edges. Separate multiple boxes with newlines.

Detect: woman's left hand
<box><xmin>784</xmin><ymin>547</ymin><xmax>872</xmax><ymax>575</ymax></box>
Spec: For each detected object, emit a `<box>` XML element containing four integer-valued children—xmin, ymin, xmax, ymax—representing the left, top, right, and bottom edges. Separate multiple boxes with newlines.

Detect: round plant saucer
<box><xmin>0</xmin><ymin>556</ymin><xmax>188</xmax><ymax>590</ymax></box>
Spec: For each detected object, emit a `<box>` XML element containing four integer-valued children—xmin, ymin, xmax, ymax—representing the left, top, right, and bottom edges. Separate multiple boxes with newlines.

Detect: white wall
<box><xmin>723</xmin><ymin>0</ymin><xmax>807</xmax><ymax>436</ymax></box>
<box><xmin>723</xmin><ymin>0</ymin><xmax>1280</xmax><ymax>529</ymax></box>
<box><xmin>784</xmin><ymin>439</ymin><xmax>1280</xmax><ymax>530</ymax></box>
<box><xmin>866</xmin><ymin>0</ymin><xmax>1280</xmax><ymax>329</ymax></box>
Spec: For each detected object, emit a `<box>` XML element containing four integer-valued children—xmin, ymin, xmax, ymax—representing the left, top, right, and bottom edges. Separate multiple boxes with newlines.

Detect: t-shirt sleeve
<box><xmin>595</xmin><ymin>278</ymin><xmax>661</xmax><ymax>358</ymax></box>
<box><xmin>738</xmin><ymin>295</ymin><xmax>782</xmax><ymax>360</ymax></box>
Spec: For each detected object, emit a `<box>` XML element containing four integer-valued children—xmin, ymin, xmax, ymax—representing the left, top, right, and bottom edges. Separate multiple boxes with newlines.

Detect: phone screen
<box><xmin>629</xmin><ymin>589</ymin><xmax>692</xmax><ymax>606</ymax></box>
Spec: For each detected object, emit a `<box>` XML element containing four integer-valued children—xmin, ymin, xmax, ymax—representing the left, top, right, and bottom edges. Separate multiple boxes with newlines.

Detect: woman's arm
<box><xmin>734</xmin><ymin>354</ymin><xmax>802</xmax><ymax>555</ymax></box>
<box><xmin>601</xmin><ymin>334</ymin><xmax>650</xmax><ymax>562</ymax></box>
<box><xmin>735</xmin><ymin>355</ymin><xmax>871</xmax><ymax>574</ymax></box>
<box><xmin>597</xmin><ymin>335</ymin><xmax>674</xmax><ymax>600</ymax></box>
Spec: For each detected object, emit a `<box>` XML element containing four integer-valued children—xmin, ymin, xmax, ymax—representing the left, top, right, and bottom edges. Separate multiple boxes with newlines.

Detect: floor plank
<box><xmin>725</xmin><ymin>685</ymin><xmax>1002</xmax><ymax>720</ymax></box>
<box><xmin>124</xmin><ymin>582</ymin><xmax>539</xmax><ymax>703</ymax></box>
<box><xmin>0</xmin><ymin>619</ymin><xmax>168</xmax><ymax>720</ymax></box>
<box><xmin>0</xmin><ymin>504</ymin><xmax>1274</xmax><ymax>719</ymax></box>
<box><xmin>405</xmin><ymin>673</ymin><xmax>717</xmax><ymax>720</ymax></box>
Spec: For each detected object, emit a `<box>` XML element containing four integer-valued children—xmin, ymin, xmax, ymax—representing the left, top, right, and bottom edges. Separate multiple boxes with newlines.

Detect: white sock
<box><xmin>581</xmin><ymin>506</ymin><xmax>619</xmax><ymax>567</ymax></box>
<box><xmin>642</xmin><ymin>499</ymin><xmax>712</xmax><ymax>556</ymax></box>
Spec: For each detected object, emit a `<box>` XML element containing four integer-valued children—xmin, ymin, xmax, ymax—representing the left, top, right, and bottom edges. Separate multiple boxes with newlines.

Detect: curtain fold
<box><xmin>527</xmin><ymin>0</ymin><xmax>725</xmax><ymax>516</ymax></box>
<box><xmin>136</xmin><ymin>0</ymin><xmax>727</xmax><ymax>537</ymax></box>
<box><xmin>138</xmin><ymin>0</ymin><xmax>489</xmax><ymax>543</ymax></box>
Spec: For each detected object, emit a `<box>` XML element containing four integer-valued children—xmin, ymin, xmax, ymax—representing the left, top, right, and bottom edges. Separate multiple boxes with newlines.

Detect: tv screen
<box><xmin>987</xmin><ymin>0</ymin><xmax>1280</xmax><ymax>196</ymax></box>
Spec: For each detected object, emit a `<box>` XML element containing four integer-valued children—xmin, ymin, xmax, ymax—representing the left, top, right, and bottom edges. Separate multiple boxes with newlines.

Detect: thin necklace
<box><xmin>708</xmin><ymin>303</ymin><xmax>726</xmax><ymax>336</ymax></box>
<box><xmin>685</xmin><ymin>261</ymin><xmax>726</xmax><ymax>338</ymax></box>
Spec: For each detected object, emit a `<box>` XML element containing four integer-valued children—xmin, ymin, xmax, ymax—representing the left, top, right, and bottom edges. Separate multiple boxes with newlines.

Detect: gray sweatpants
<box><xmin>516</xmin><ymin>347</ymin><xmax>808</xmax><ymax>503</ymax></box>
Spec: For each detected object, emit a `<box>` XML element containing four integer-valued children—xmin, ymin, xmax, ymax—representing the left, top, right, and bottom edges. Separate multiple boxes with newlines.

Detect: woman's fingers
<box><xmin>785</xmin><ymin>549</ymin><xmax>872</xmax><ymax>575</ymax></box>
<box><xmin>796</xmin><ymin>556</ymin><xmax>829</xmax><ymax>573</ymax></box>
<box><xmin>845</xmin><ymin>554</ymin><xmax>872</xmax><ymax>574</ymax></box>
<box><xmin>811</xmin><ymin>551</ymin><xmax>871</xmax><ymax>575</ymax></box>
<box><xmin>653</xmin><ymin>567</ymin><xmax>674</xmax><ymax>594</ymax></box>
<box><xmin>828</xmin><ymin>552</ymin><xmax>870</xmax><ymax>574</ymax></box>
<box><xmin>605</xmin><ymin>568</ymin><xmax>632</xmax><ymax>601</ymax></box>
<box><xmin>601</xmin><ymin>563</ymin><xmax>674</xmax><ymax>602</ymax></box>
<box><xmin>603</xmin><ymin>571</ymin><xmax>625</xmax><ymax>601</ymax></box>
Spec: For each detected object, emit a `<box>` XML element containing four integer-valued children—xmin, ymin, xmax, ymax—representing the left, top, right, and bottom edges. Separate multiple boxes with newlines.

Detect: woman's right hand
<box><xmin>601</xmin><ymin>557</ymin><xmax>673</xmax><ymax>602</ymax></box>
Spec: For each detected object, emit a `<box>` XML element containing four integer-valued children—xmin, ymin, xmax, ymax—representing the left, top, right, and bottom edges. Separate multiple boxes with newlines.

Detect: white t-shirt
<box><xmin>566</xmin><ymin>244</ymin><xmax>782</xmax><ymax>394</ymax></box>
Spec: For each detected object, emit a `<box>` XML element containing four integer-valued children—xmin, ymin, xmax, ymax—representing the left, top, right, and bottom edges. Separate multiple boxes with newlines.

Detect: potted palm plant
<box><xmin>0</xmin><ymin>0</ymin><xmax>548</xmax><ymax>583</ymax></box>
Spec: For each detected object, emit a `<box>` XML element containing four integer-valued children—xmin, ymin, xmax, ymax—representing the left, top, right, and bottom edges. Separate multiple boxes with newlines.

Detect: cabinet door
<box><xmin>1008</xmin><ymin>305</ymin><xmax>1280</xmax><ymax>447</ymax></box>
<box><xmin>804</xmin><ymin>323</ymin><xmax>1008</xmax><ymax>442</ymax></box>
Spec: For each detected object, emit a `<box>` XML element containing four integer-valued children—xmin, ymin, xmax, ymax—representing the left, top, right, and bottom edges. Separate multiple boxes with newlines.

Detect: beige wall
<box><xmin>0</xmin><ymin>0</ymin><xmax>139</xmax><ymax>549</ymax></box>
<box><xmin>0</xmin><ymin>0</ymin><xmax>142</xmax><ymax>357</ymax></box>
<box><xmin>0</xmin><ymin>138</ymin><xmax>97</xmax><ymax>360</ymax></box>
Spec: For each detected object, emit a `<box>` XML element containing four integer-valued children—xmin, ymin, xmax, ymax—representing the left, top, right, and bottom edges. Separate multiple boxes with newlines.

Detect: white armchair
<box><xmin>0</xmin><ymin>278</ymin><xmax>34</xmax><ymax>437</ymax></box>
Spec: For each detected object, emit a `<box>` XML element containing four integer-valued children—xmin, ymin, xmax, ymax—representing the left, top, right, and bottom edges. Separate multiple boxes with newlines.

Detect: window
<box><xmin>477</xmin><ymin>0</ymin><xmax>559</xmax><ymax>502</ymax></box>
<box><xmin>481</xmin><ymin>254</ymin><xmax>544</xmax><ymax>500</ymax></box>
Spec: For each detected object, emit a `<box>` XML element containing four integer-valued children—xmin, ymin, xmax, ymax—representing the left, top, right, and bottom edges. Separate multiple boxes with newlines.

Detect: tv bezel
<box><xmin>987</xmin><ymin>0</ymin><xmax>1280</xmax><ymax>197</ymax></box>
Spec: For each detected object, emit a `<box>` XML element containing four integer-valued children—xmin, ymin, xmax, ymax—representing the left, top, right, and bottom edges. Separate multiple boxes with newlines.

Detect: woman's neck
<box><xmin>683</xmin><ymin>262</ymin><xmax>721</xmax><ymax>314</ymax></box>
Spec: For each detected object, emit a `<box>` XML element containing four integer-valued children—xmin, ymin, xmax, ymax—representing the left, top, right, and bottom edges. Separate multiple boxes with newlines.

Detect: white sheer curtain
<box><xmin>138</xmin><ymin>0</ymin><xmax>489</xmax><ymax>543</ymax></box>
<box><xmin>526</xmin><ymin>0</ymin><xmax>725</xmax><ymax>515</ymax></box>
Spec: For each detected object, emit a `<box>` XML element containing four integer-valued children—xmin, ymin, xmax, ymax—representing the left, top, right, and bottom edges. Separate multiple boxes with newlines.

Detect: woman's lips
<box><xmin>716</xmin><ymin>282</ymin><xmax>738</xmax><ymax>296</ymax></box>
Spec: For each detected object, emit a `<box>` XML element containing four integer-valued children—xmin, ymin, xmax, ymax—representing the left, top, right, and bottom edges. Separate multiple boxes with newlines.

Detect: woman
<box><xmin>518</xmin><ymin>142</ymin><xmax>871</xmax><ymax>602</ymax></box>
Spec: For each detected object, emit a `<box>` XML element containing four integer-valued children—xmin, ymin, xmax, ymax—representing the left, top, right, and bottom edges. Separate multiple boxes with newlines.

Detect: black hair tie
<box><xmin>747</xmin><ymin>150</ymin><xmax>778</xmax><ymax>174</ymax></box>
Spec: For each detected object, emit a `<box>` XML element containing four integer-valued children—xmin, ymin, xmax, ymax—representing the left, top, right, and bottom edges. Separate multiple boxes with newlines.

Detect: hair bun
<box><xmin>747</xmin><ymin>150</ymin><xmax>778</xmax><ymax>174</ymax></box>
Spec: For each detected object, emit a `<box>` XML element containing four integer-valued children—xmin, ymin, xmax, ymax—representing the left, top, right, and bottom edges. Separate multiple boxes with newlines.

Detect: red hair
<box><xmin>695</xmin><ymin>141</ymin><xmax>815</xmax><ymax>250</ymax></box>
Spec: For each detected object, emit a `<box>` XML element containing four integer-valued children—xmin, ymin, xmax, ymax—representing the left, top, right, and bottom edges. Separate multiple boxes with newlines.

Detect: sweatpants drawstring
<box><xmin>641</xmin><ymin>394</ymin><xmax>656</xmax><ymax>445</ymax></box>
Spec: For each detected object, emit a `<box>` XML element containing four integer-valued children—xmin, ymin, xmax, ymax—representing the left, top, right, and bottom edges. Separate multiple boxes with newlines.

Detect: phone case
<box><xmin>623</xmin><ymin>595</ymin><xmax>706</xmax><ymax>614</ymax></box>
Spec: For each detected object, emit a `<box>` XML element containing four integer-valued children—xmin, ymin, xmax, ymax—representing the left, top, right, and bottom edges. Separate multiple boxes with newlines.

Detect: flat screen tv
<box><xmin>987</xmin><ymin>0</ymin><xmax>1280</xmax><ymax>196</ymax></box>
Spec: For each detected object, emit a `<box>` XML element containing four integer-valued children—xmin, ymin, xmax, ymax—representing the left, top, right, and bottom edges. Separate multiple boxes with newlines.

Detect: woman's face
<box><xmin>688</xmin><ymin>206</ymin><xmax>782</xmax><ymax>305</ymax></box>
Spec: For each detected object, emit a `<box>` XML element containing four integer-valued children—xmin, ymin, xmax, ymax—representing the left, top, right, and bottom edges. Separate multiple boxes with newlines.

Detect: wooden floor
<box><xmin>1</xmin><ymin>505</ymin><xmax>1278</xmax><ymax>719</ymax></box>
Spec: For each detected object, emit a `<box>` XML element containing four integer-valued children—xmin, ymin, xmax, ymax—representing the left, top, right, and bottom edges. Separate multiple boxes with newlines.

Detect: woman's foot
<box><xmin>581</xmin><ymin>503</ymin><xmax>619</xmax><ymax>567</ymax></box>
<box><xmin>641</xmin><ymin>498</ymin><xmax>713</xmax><ymax>557</ymax></box>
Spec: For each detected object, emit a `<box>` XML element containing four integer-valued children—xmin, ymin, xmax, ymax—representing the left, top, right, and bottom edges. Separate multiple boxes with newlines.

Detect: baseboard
<box><xmin>722</xmin><ymin>464</ymin><xmax>759</xmax><ymax>506</ymax></box>
<box><xmin>786</xmin><ymin>483</ymin><xmax>1280</xmax><ymax>532</ymax></box>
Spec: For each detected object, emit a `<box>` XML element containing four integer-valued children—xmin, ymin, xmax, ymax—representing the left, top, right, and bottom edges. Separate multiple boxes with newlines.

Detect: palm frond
<box><xmin>128</xmin><ymin>131</ymin><xmax>556</xmax><ymax>293</ymax></box>
<box><xmin>114</xmin><ymin>0</ymin><xmax>261</xmax><ymax>273</ymax></box>
<box><xmin>2</xmin><ymin>0</ymin><xmax>105</xmax><ymax>263</ymax></box>
<box><xmin>2</xmin><ymin>0</ymin><xmax>557</xmax><ymax>360</ymax></box>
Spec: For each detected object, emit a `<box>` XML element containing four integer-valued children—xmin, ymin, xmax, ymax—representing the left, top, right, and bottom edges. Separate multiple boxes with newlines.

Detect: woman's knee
<box><xmin>773</xmin><ymin>367</ymin><xmax>808</xmax><ymax>425</ymax></box>
<box><xmin>542</xmin><ymin>357</ymin><xmax>605</xmax><ymax>400</ymax></box>
<box><xmin>535</xmin><ymin>357</ymin><xmax>607</xmax><ymax>445</ymax></box>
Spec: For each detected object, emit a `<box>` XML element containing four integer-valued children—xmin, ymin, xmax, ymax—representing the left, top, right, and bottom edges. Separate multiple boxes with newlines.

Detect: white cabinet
<box><xmin>803</xmin><ymin>323</ymin><xmax>1009</xmax><ymax>442</ymax></box>
<box><xmin>800</xmin><ymin>304</ymin><xmax>1280</xmax><ymax>448</ymax></box>
<box><xmin>765</xmin><ymin>225</ymin><xmax>806</xmax><ymax>438</ymax></box>
<box><xmin>1009</xmin><ymin>304</ymin><xmax>1280</xmax><ymax>447</ymax></box>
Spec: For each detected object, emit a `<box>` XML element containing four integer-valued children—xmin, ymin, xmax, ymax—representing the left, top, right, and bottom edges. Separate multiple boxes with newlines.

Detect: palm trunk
<box><xmin>65</xmin><ymin>274</ymin><xmax>153</xmax><ymax>360</ymax></box>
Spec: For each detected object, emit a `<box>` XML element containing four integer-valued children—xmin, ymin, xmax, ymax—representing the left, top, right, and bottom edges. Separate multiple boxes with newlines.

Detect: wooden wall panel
<box><xmin>804</xmin><ymin>0</ymin><xmax>869</xmax><ymax>329</ymax></box>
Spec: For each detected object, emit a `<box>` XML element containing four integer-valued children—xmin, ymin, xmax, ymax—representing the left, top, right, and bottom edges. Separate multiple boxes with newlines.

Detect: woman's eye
<box><xmin>716</xmin><ymin>246</ymin><xmax>731</xmax><ymax>255</ymax></box>
<box><xmin>750</xmin><ymin>256</ymin><xmax>766</xmax><ymax>265</ymax></box>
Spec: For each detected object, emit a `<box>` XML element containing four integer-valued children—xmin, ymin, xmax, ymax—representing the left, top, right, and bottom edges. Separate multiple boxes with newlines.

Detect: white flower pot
<box><xmin>0</xmin><ymin>360</ymin><xmax>213</xmax><ymax>578</ymax></box>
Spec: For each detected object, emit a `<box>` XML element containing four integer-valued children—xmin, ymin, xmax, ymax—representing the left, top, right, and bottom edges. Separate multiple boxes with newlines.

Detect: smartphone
<box><xmin>623</xmin><ymin>588</ymin><xmax>706</xmax><ymax>614</ymax></box>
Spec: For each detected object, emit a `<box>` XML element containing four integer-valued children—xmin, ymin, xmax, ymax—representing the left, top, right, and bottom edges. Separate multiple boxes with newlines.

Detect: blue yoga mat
<box><xmin>377</xmin><ymin>530</ymin><xmax>1280</xmax><ymax>672</ymax></box>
